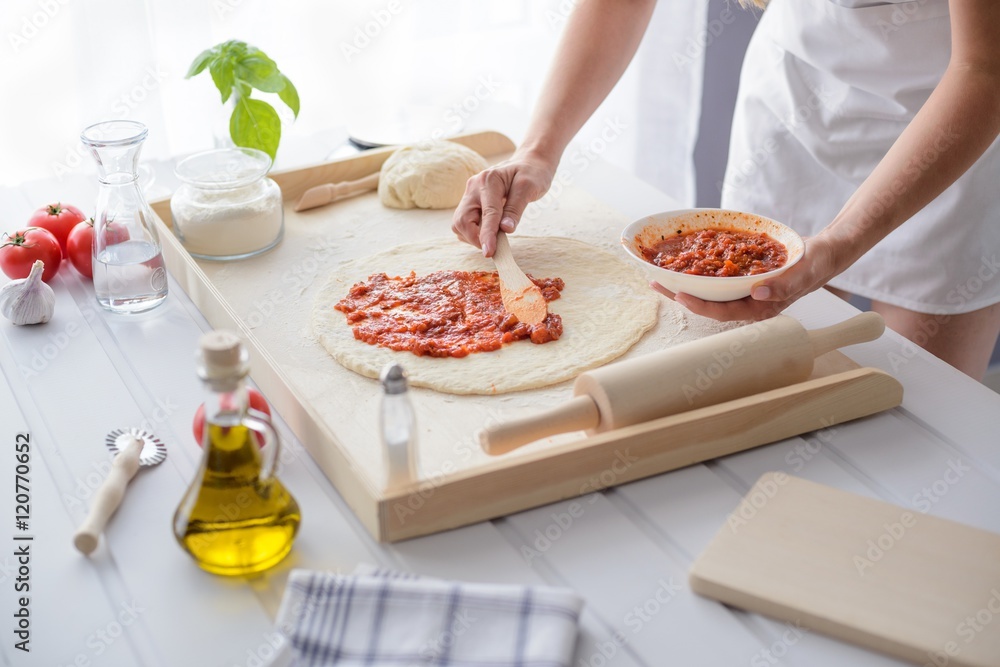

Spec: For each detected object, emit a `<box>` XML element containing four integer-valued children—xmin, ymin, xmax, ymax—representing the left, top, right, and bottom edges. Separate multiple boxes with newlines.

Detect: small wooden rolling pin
<box><xmin>480</xmin><ymin>312</ymin><xmax>885</xmax><ymax>455</ymax></box>
<box><xmin>294</xmin><ymin>172</ymin><xmax>380</xmax><ymax>212</ymax></box>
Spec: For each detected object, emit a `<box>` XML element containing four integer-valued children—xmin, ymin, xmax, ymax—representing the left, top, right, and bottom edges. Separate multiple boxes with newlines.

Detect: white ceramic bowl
<box><xmin>620</xmin><ymin>209</ymin><xmax>804</xmax><ymax>302</ymax></box>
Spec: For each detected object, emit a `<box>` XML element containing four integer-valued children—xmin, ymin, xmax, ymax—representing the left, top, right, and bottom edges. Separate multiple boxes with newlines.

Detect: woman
<box><xmin>451</xmin><ymin>0</ymin><xmax>1000</xmax><ymax>379</ymax></box>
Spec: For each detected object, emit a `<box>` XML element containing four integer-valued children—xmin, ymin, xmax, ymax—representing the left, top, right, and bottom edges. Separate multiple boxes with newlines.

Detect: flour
<box><xmin>170</xmin><ymin>173</ymin><xmax>283</xmax><ymax>258</ymax></box>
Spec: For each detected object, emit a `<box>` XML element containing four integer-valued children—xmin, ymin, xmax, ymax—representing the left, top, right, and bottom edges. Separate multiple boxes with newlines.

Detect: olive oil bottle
<box><xmin>173</xmin><ymin>331</ymin><xmax>300</xmax><ymax>576</ymax></box>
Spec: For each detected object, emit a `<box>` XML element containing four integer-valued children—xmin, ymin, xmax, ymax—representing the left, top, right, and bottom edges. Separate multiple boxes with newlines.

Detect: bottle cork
<box><xmin>197</xmin><ymin>330</ymin><xmax>249</xmax><ymax>385</ymax></box>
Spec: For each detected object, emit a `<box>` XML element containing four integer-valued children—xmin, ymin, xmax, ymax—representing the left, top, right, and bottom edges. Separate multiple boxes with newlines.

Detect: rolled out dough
<box><xmin>311</xmin><ymin>236</ymin><xmax>660</xmax><ymax>394</ymax></box>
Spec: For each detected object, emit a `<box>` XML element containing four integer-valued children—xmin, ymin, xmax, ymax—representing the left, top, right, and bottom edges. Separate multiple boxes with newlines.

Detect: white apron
<box><xmin>721</xmin><ymin>0</ymin><xmax>1000</xmax><ymax>314</ymax></box>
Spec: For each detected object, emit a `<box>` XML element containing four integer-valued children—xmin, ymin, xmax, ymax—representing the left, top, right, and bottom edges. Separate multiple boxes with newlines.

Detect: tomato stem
<box><xmin>1</xmin><ymin>231</ymin><xmax>37</xmax><ymax>249</ymax></box>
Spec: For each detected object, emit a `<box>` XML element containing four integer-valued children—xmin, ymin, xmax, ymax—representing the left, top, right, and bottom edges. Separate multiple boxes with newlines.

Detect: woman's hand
<box><xmin>652</xmin><ymin>236</ymin><xmax>842</xmax><ymax>321</ymax></box>
<box><xmin>451</xmin><ymin>151</ymin><xmax>556</xmax><ymax>257</ymax></box>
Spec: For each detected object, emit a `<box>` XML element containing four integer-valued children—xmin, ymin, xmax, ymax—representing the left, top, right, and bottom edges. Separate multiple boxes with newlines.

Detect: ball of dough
<box><xmin>378</xmin><ymin>141</ymin><xmax>488</xmax><ymax>210</ymax></box>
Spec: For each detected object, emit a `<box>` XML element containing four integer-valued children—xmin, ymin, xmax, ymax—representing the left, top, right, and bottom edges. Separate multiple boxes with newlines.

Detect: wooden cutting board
<box><xmin>690</xmin><ymin>473</ymin><xmax>1000</xmax><ymax>667</ymax></box>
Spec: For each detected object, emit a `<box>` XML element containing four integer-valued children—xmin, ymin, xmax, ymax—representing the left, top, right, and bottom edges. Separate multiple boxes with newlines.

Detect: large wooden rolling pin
<box><xmin>480</xmin><ymin>312</ymin><xmax>885</xmax><ymax>455</ymax></box>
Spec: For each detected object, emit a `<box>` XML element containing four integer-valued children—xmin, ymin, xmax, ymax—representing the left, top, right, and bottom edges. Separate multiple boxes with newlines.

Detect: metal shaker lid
<box><xmin>380</xmin><ymin>363</ymin><xmax>408</xmax><ymax>395</ymax></box>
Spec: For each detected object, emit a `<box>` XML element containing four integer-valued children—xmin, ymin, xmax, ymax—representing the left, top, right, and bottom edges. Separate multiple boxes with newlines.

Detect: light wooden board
<box><xmin>148</xmin><ymin>131</ymin><xmax>903</xmax><ymax>542</ymax></box>
<box><xmin>690</xmin><ymin>472</ymin><xmax>1000</xmax><ymax>667</ymax></box>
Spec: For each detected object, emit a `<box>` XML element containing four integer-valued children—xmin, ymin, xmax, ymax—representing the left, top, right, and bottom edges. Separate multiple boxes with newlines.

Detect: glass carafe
<box><xmin>81</xmin><ymin>120</ymin><xmax>168</xmax><ymax>314</ymax></box>
<box><xmin>173</xmin><ymin>331</ymin><xmax>300</xmax><ymax>576</ymax></box>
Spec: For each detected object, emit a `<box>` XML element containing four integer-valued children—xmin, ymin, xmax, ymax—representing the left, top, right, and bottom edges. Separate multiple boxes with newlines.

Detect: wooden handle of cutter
<box><xmin>73</xmin><ymin>437</ymin><xmax>143</xmax><ymax>555</ymax></box>
<box><xmin>808</xmin><ymin>311</ymin><xmax>885</xmax><ymax>357</ymax></box>
<box><xmin>480</xmin><ymin>396</ymin><xmax>600</xmax><ymax>455</ymax></box>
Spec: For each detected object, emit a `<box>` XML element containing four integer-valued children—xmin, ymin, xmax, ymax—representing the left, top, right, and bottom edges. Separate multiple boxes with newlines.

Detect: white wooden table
<box><xmin>1</xmin><ymin>132</ymin><xmax>998</xmax><ymax>667</ymax></box>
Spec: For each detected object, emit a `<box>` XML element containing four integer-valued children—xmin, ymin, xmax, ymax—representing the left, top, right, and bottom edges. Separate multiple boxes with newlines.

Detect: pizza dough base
<box><xmin>311</xmin><ymin>236</ymin><xmax>660</xmax><ymax>394</ymax></box>
<box><xmin>378</xmin><ymin>141</ymin><xmax>488</xmax><ymax>210</ymax></box>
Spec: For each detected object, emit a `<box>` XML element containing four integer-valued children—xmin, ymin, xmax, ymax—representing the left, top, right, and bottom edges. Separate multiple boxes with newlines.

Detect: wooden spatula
<box><xmin>492</xmin><ymin>232</ymin><xmax>547</xmax><ymax>325</ymax></box>
<box><xmin>294</xmin><ymin>172</ymin><xmax>380</xmax><ymax>212</ymax></box>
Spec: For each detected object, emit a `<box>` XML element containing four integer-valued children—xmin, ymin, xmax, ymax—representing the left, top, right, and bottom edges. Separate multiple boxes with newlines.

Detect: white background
<box><xmin>1</xmin><ymin>0</ymin><xmax>710</xmax><ymax>205</ymax></box>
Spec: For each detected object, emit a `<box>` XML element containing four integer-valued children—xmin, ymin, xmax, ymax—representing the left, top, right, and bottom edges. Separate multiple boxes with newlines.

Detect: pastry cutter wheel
<box><xmin>73</xmin><ymin>428</ymin><xmax>167</xmax><ymax>555</ymax></box>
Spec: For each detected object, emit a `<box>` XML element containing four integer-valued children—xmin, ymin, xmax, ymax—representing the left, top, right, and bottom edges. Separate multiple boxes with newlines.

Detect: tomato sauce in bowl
<box><xmin>638</xmin><ymin>228</ymin><xmax>787</xmax><ymax>277</ymax></box>
<box><xmin>620</xmin><ymin>209</ymin><xmax>804</xmax><ymax>302</ymax></box>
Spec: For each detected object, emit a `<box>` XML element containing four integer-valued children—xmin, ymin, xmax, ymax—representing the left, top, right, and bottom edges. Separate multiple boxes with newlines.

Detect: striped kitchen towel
<box><xmin>270</xmin><ymin>565</ymin><xmax>584</xmax><ymax>667</ymax></box>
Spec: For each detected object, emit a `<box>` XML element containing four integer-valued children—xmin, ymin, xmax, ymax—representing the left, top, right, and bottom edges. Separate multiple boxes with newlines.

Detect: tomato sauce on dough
<box><xmin>639</xmin><ymin>228</ymin><xmax>787</xmax><ymax>277</ymax></box>
<box><xmin>334</xmin><ymin>270</ymin><xmax>564</xmax><ymax>358</ymax></box>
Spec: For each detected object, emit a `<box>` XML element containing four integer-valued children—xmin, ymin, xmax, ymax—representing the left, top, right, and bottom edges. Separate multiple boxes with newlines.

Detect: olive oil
<box><xmin>173</xmin><ymin>331</ymin><xmax>300</xmax><ymax>576</ymax></box>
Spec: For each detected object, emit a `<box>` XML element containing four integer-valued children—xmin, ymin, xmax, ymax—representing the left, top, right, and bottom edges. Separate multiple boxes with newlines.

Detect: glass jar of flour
<box><xmin>171</xmin><ymin>148</ymin><xmax>283</xmax><ymax>261</ymax></box>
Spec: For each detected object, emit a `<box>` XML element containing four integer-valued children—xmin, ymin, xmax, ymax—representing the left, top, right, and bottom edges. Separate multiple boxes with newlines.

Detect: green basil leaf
<box><xmin>221</xmin><ymin>40</ymin><xmax>247</xmax><ymax>58</ymax></box>
<box><xmin>277</xmin><ymin>74</ymin><xmax>300</xmax><ymax>118</ymax></box>
<box><xmin>186</xmin><ymin>48</ymin><xmax>215</xmax><ymax>78</ymax></box>
<box><xmin>230</xmin><ymin>97</ymin><xmax>281</xmax><ymax>161</ymax></box>
<box><xmin>237</xmin><ymin>56</ymin><xmax>284</xmax><ymax>92</ymax></box>
<box><xmin>209</xmin><ymin>58</ymin><xmax>234</xmax><ymax>103</ymax></box>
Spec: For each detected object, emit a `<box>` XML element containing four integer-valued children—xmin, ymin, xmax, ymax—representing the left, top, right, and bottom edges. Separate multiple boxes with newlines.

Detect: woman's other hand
<box><xmin>652</xmin><ymin>236</ymin><xmax>842</xmax><ymax>321</ymax></box>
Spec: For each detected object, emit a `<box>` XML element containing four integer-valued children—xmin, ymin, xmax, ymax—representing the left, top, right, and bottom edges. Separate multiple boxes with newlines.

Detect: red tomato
<box><xmin>66</xmin><ymin>218</ymin><xmax>131</xmax><ymax>279</ymax></box>
<box><xmin>192</xmin><ymin>388</ymin><xmax>272</xmax><ymax>448</ymax></box>
<box><xmin>66</xmin><ymin>219</ymin><xmax>94</xmax><ymax>279</ymax></box>
<box><xmin>100</xmin><ymin>219</ymin><xmax>130</xmax><ymax>246</ymax></box>
<box><xmin>0</xmin><ymin>228</ymin><xmax>62</xmax><ymax>282</ymax></box>
<box><xmin>28</xmin><ymin>203</ymin><xmax>86</xmax><ymax>254</ymax></box>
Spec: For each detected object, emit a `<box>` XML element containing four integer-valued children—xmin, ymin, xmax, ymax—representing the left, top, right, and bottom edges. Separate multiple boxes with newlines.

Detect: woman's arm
<box><xmin>452</xmin><ymin>0</ymin><xmax>657</xmax><ymax>256</ymax></box>
<box><xmin>674</xmin><ymin>0</ymin><xmax>1000</xmax><ymax>320</ymax></box>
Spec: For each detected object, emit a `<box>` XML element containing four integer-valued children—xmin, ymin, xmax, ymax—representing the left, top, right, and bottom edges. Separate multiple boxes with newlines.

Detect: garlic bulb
<box><xmin>0</xmin><ymin>260</ymin><xmax>55</xmax><ymax>325</ymax></box>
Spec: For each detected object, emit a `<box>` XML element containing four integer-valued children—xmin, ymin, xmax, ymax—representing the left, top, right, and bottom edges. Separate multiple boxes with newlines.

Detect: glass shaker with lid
<box><xmin>81</xmin><ymin>120</ymin><xmax>168</xmax><ymax>314</ymax></box>
<box><xmin>170</xmin><ymin>148</ymin><xmax>284</xmax><ymax>261</ymax></box>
